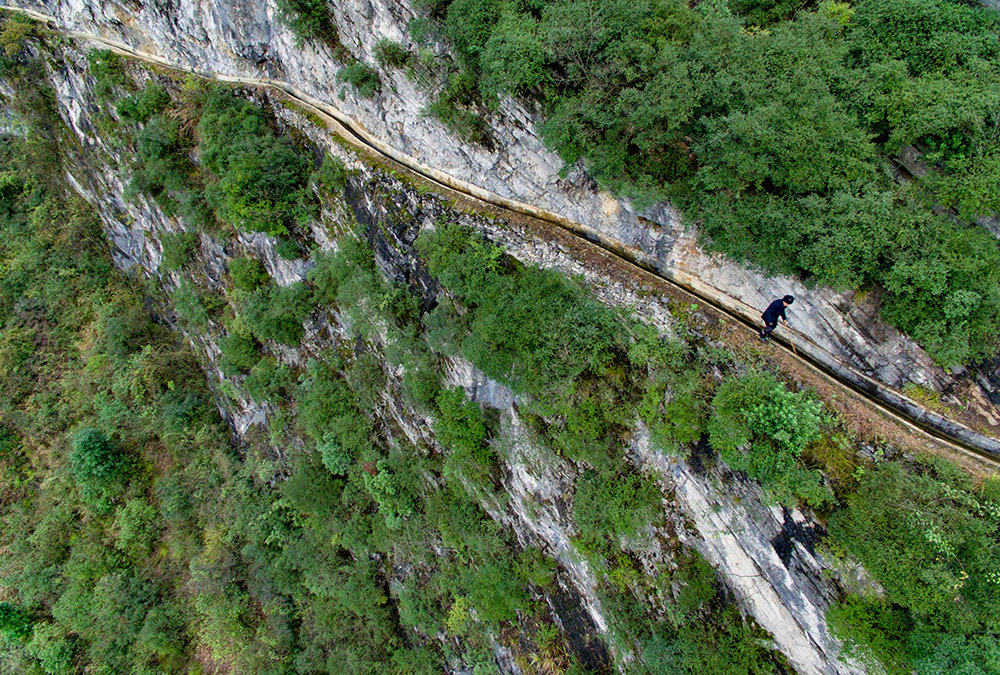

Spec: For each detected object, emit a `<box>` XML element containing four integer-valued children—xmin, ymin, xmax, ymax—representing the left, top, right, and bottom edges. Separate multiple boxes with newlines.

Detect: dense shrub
<box><xmin>909</xmin><ymin>629</ymin><xmax>1000</xmax><ymax>675</ymax></box>
<box><xmin>132</xmin><ymin>115</ymin><xmax>190</xmax><ymax>200</ymax></box>
<box><xmin>228</xmin><ymin>256</ymin><xmax>269</xmax><ymax>292</ymax></box>
<box><xmin>296</xmin><ymin>358</ymin><xmax>373</xmax><ymax>463</ymax></box>
<box><xmin>374</xmin><ymin>39</ymin><xmax>412</xmax><ymax>69</ymax></box>
<box><xmin>217</xmin><ymin>328</ymin><xmax>260</xmax><ymax>375</ymax></box>
<box><xmin>338</xmin><ymin>62</ymin><xmax>381</xmax><ymax>98</ymax></box>
<box><xmin>363</xmin><ymin>459</ymin><xmax>416</xmax><ymax>530</ymax></box>
<box><xmin>311</xmin><ymin>154</ymin><xmax>349</xmax><ymax>193</ymax></box>
<box><xmin>708</xmin><ymin>372</ymin><xmax>830</xmax><ymax>507</ymax></box>
<box><xmin>434</xmin><ymin>387</ymin><xmax>494</xmax><ymax>486</ymax></box>
<box><xmin>309</xmin><ymin>234</ymin><xmax>417</xmax><ymax>342</ymax></box>
<box><xmin>112</xmin><ymin>498</ymin><xmax>160</xmax><ymax>558</ymax></box>
<box><xmin>87</xmin><ymin>49</ymin><xmax>131</xmax><ymax>99</ymax></box>
<box><xmin>275</xmin><ymin>238</ymin><xmax>304</xmax><ymax>260</ymax></box>
<box><xmin>417</xmin><ymin>222</ymin><xmax>625</xmax><ymax>411</ymax></box>
<box><xmin>0</xmin><ymin>602</ymin><xmax>33</xmax><ymax>642</ymax></box>
<box><xmin>240</xmin><ymin>282</ymin><xmax>313</xmax><ymax>345</ymax></box>
<box><xmin>117</xmin><ymin>81</ymin><xmax>170</xmax><ymax>123</ymax></box>
<box><xmin>829</xmin><ymin>460</ymin><xmax>1000</xmax><ymax>632</ymax></box>
<box><xmin>69</xmin><ymin>428</ymin><xmax>129</xmax><ymax>512</ymax></box>
<box><xmin>172</xmin><ymin>279</ymin><xmax>222</xmax><ymax>329</ymax></box>
<box><xmin>159</xmin><ymin>231</ymin><xmax>198</xmax><ymax>272</ymax></box>
<box><xmin>642</xmin><ymin>606</ymin><xmax>779</xmax><ymax>675</ymax></box>
<box><xmin>275</xmin><ymin>0</ymin><xmax>339</xmax><ymax>47</ymax></box>
<box><xmin>827</xmin><ymin>596</ymin><xmax>913</xmax><ymax>675</ymax></box>
<box><xmin>198</xmin><ymin>90</ymin><xmax>312</xmax><ymax>236</ymax></box>
<box><xmin>573</xmin><ymin>468</ymin><xmax>661</xmax><ymax>550</ymax></box>
<box><xmin>0</xmin><ymin>92</ymin><xmax>472</xmax><ymax>674</ymax></box>
<box><xmin>413</xmin><ymin>0</ymin><xmax>1000</xmax><ymax>364</ymax></box>
<box><xmin>243</xmin><ymin>356</ymin><xmax>294</xmax><ymax>402</ymax></box>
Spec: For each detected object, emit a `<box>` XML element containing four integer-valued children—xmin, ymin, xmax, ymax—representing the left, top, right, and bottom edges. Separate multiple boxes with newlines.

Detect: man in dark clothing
<box><xmin>759</xmin><ymin>295</ymin><xmax>794</xmax><ymax>342</ymax></box>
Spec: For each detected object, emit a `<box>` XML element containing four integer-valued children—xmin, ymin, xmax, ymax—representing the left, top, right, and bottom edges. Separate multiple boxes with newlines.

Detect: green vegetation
<box><xmin>122</xmin><ymin>80</ymin><xmax>318</xmax><ymax>238</ymax></box>
<box><xmin>311</xmin><ymin>154</ymin><xmax>349</xmax><ymax>193</ymax></box>
<box><xmin>158</xmin><ymin>230</ymin><xmax>198</xmax><ymax>271</ymax></box>
<box><xmin>338</xmin><ymin>61</ymin><xmax>381</xmax><ymax>98</ymax></box>
<box><xmin>0</xmin><ymin>73</ymin><xmax>544</xmax><ymax>672</ymax></box>
<box><xmin>574</xmin><ymin>468</ymin><xmax>660</xmax><ymax>550</ymax></box>
<box><xmin>434</xmin><ymin>386</ymin><xmax>495</xmax><ymax>486</ymax></box>
<box><xmin>69</xmin><ymin>428</ymin><xmax>131</xmax><ymax>513</ymax></box>
<box><xmin>374</xmin><ymin>39</ymin><xmax>412</xmax><ymax>69</ymax></box>
<box><xmin>199</xmin><ymin>90</ymin><xmax>313</xmax><ymax>235</ymax></box>
<box><xmin>217</xmin><ymin>326</ymin><xmax>260</xmax><ymax>374</ymax></box>
<box><xmin>238</xmin><ymin>281</ymin><xmax>313</xmax><ymax>344</ymax></box>
<box><xmin>172</xmin><ymin>278</ymin><xmax>224</xmax><ymax>329</ymax></box>
<box><xmin>86</xmin><ymin>49</ymin><xmax>131</xmax><ymax>100</ymax></box>
<box><xmin>275</xmin><ymin>0</ymin><xmax>339</xmax><ymax>47</ymax></box>
<box><xmin>417</xmin><ymin>220</ymin><xmax>623</xmax><ymax>411</ymax></box>
<box><xmin>708</xmin><ymin>372</ymin><xmax>831</xmax><ymax>507</ymax></box>
<box><xmin>827</xmin><ymin>458</ymin><xmax>1000</xmax><ymax>673</ymax></box>
<box><xmin>228</xmin><ymin>255</ymin><xmax>269</xmax><ymax>291</ymax></box>
<box><xmin>413</xmin><ymin>0</ymin><xmax>1000</xmax><ymax>365</ymax></box>
<box><xmin>5</xmin><ymin>27</ymin><xmax>998</xmax><ymax>675</ymax></box>
<box><xmin>116</xmin><ymin>81</ymin><xmax>170</xmax><ymax>123</ymax></box>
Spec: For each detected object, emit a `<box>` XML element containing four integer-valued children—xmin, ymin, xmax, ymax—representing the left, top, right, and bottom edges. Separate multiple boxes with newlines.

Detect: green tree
<box><xmin>829</xmin><ymin>460</ymin><xmax>1000</xmax><ymax>632</ymax></box>
<box><xmin>69</xmin><ymin>428</ymin><xmax>129</xmax><ymax>512</ymax></box>
<box><xmin>708</xmin><ymin>372</ymin><xmax>830</xmax><ymax>507</ymax></box>
<box><xmin>0</xmin><ymin>602</ymin><xmax>33</xmax><ymax>642</ymax></box>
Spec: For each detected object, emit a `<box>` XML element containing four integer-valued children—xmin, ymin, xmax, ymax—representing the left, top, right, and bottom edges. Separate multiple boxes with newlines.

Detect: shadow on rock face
<box><xmin>548</xmin><ymin>573</ymin><xmax>612</xmax><ymax>673</ymax></box>
<box><xmin>771</xmin><ymin>508</ymin><xmax>824</xmax><ymax>568</ymax></box>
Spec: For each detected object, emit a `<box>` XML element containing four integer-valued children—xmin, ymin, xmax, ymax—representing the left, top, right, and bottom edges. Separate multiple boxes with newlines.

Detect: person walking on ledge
<box><xmin>759</xmin><ymin>295</ymin><xmax>794</xmax><ymax>342</ymax></box>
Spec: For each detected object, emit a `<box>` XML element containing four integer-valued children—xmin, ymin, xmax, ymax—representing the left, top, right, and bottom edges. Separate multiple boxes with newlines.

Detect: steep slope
<box><xmin>7</xmin><ymin>0</ymin><xmax>997</xmax><ymax>415</ymax></box>
<box><xmin>3</xmin><ymin>22</ymin><xmax>999</xmax><ymax>675</ymax></box>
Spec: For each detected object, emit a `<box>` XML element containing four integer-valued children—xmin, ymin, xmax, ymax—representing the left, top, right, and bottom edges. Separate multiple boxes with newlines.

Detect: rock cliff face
<box><xmin>8</xmin><ymin>0</ymin><xmax>988</xmax><ymax>401</ymax></box>
<box><xmin>26</xmin><ymin>40</ymin><xmax>871</xmax><ymax>674</ymax></box>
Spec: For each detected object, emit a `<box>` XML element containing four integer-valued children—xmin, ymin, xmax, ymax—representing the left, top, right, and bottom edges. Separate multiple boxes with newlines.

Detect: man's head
<box><xmin>783</xmin><ymin>295</ymin><xmax>795</xmax><ymax>306</ymax></box>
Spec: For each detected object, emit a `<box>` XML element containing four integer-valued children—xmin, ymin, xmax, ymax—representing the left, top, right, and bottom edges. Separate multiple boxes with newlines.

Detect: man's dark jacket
<box><xmin>762</xmin><ymin>299</ymin><xmax>788</xmax><ymax>325</ymax></box>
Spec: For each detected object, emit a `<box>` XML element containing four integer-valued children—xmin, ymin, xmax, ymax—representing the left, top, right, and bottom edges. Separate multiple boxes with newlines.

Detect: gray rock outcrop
<box><xmin>5</xmin><ymin>0</ymin><xmax>987</xmax><ymax>402</ymax></box>
<box><xmin>14</xmin><ymin>40</ymin><xmax>877</xmax><ymax>674</ymax></box>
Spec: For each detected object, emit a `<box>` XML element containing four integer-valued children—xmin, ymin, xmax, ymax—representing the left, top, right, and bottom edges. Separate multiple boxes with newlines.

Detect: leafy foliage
<box><xmin>311</xmin><ymin>154</ymin><xmax>349</xmax><ymax>193</ymax></box>
<box><xmin>217</xmin><ymin>327</ymin><xmax>260</xmax><ymax>375</ymax></box>
<box><xmin>275</xmin><ymin>0</ymin><xmax>339</xmax><ymax>47</ymax></box>
<box><xmin>434</xmin><ymin>387</ymin><xmax>495</xmax><ymax>486</ymax></box>
<box><xmin>159</xmin><ymin>231</ymin><xmax>198</xmax><ymax>272</ymax></box>
<box><xmin>70</xmin><ymin>428</ymin><xmax>130</xmax><ymax>512</ymax></box>
<box><xmin>708</xmin><ymin>372</ymin><xmax>831</xmax><ymax>507</ymax></box>
<box><xmin>0</xmin><ymin>602</ymin><xmax>33</xmax><ymax>642</ymax></box>
<box><xmin>574</xmin><ymin>468</ymin><xmax>661</xmax><ymax>551</ymax></box>
<box><xmin>239</xmin><ymin>282</ymin><xmax>313</xmax><ymax>345</ymax></box>
<box><xmin>338</xmin><ymin>62</ymin><xmax>381</xmax><ymax>98</ymax></box>
<box><xmin>198</xmin><ymin>89</ymin><xmax>312</xmax><ymax>235</ymax></box>
<box><xmin>228</xmin><ymin>255</ymin><xmax>269</xmax><ymax>292</ymax></box>
<box><xmin>117</xmin><ymin>81</ymin><xmax>170</xmax><ymax>123</ymax></box>
<box><xmin>412</xmin><ymin>0</ymin><xmax>1000</xmax><ymax>364</ymax></box>
<box><xmin>829</xmin><ymin>460</ymin><xmax>1000</xmax><ymax>633</ymax></box>
<box><xmin>86</xmin><ymin>49</ymin><xmax>131</xmax><ymax>100</ymax></box>
<box><xmin>374</xmin><ymin>39</ymin><xmax>412</xmax><ymax>69</ymax></box>
<box><xmin>418</xmin><ymin>222</ymin><xmax>624</xmax><ymax>411</ymax></box>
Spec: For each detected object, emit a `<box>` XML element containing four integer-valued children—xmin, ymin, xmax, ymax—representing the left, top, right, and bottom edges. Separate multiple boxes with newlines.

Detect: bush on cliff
<box><xmin>708</xmin><ymin>371</ymin><xmax>831</xmax><ymax>507</ymax></box>
<box><xmin>198</xmin><ymin>90</ymin><xmax>312</xmax><ymax>236</ymax></box>
<box><xmin>412</xmin><ymin>0</ymin><xmax>1000</xmax><ymax>365</ymax></box>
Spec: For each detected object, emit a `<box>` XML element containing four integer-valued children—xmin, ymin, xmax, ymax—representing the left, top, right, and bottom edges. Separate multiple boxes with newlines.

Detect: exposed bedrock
<box><xmin>30</xmin><ymin>43</ymin><xmax>872</xmax><ymax>674</ymax></box>
<box><xmin>10</xmin><ymin>0</ymin><xmax>997</xmax><ymax>409</ymax></box>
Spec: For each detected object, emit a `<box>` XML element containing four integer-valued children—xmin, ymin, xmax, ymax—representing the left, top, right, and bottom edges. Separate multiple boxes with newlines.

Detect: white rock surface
<box><xmin>26</xmin><ymin>43</ymin><xmax>875</xmax><ymax>674</ymax></box>
<box><xmin>8</xmin><ymin>0</ymin><xmax>970</xmax><ymax>392</ymax></box>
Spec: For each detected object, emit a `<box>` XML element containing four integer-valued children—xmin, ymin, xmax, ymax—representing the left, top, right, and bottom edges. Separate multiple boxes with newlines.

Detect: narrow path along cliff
<box><xmin>4</xmin><ymin>16</ymin><xmax>1000</xmax><ymax>675</ymax></box>
<box><xmin>7</xmin><ymin>5</ymin><xmax>998</xmax><ymax>466</ymax></box>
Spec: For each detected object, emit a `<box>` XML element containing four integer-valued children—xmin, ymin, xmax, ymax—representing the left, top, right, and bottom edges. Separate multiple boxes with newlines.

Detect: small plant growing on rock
<box><xmin>338</xmin><ymin>62</ymin><xmax>381</xmax><ymax>98</ymax></box>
